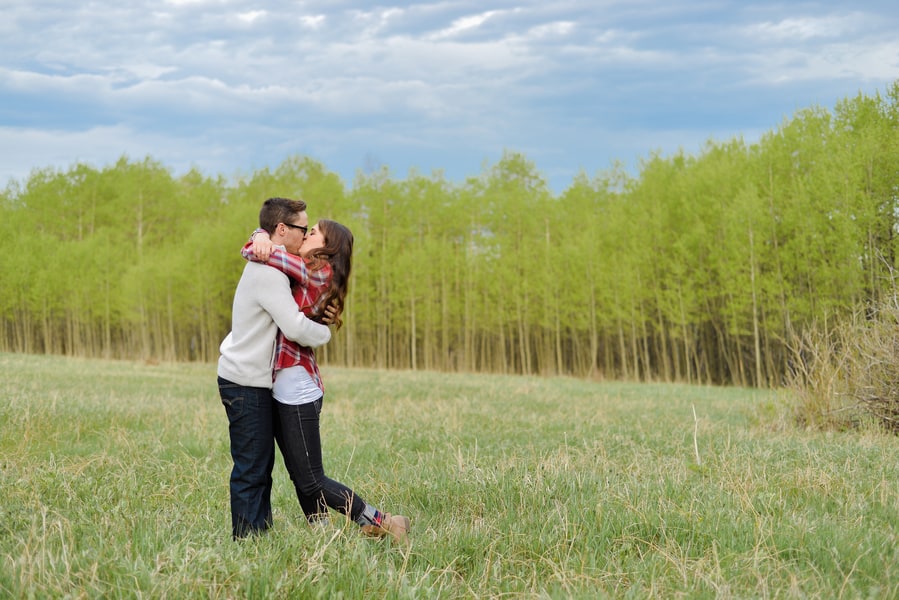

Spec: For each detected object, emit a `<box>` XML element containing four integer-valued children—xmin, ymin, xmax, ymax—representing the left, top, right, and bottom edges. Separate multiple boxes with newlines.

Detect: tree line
<box><xmin>2</xmin><ymin>82</ymin><xmax>898</xmax><ymax>387</ymax></box>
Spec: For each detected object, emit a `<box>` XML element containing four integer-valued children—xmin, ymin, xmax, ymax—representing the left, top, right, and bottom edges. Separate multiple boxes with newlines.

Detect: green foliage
<box><xmin>2</xmin><ymin>353</ymin><xmax>898</xmax><ymax>597</ymax></box>
<box><xmin>2</xmin><ymin>84</ymin><xmax>899</xmax><ymax>386</ymax></box>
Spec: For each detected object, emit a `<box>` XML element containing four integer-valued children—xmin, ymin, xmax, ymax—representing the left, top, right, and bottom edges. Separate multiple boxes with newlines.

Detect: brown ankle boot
<box><xmin>361</xmin><ymin>513</ymin><xmax>410</xmax><ymax>543</ymax></box>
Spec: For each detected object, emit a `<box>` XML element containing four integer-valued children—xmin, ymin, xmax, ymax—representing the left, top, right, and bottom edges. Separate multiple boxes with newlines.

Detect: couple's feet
<box><xmin>361</xmin><ymin>513</ymin><xmax>411</xmax><ymax>544</ymax></box>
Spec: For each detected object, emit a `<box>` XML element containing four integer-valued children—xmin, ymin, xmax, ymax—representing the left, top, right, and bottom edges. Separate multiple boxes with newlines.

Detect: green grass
<box><xmin>1</xmin><ymin>352</ymin><xmax>897</xmax><ymax>598</ymax></box>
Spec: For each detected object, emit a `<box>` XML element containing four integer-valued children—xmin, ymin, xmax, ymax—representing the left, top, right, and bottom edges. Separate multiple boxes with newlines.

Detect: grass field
<box><xmin>1</xmin><ymin>352</ymin><xmax>897</xmax><ymax>598</ymax></box>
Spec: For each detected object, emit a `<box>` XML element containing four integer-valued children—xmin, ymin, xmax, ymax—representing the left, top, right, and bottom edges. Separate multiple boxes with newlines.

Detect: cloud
<box><xmin>1</xmin><ymin>1</ymin><xmax>898</xmax><ymax>193</ymax></box>
<box><xmin>237</xmin><ymin>10</ymin><xmax>267</xmax><ymax>24</ymax></box>
<box><xmin>745</xmin><ymin>14</ymin><xmax>866</xmax><ymax>42</ymax></box>
<box><xmin>0</xmin><ymin>124</ymin><xmax>207</xmax><ymax>185</ymax></box>
<box><xmin>300</xmin><ymin>15</ymin><xmax>326</xmax><ymax>29</ymax></box>
<box><xmin>428</xmin><ymin>10</ymin><xmax>503</xmax><ymax>40</ymax></box>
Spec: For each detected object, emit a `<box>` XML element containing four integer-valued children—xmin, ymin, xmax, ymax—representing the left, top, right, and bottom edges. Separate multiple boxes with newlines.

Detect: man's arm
<box><xmin>256</xmin><ymin>267</ymin><xmax>331</xmax><ymax>348</ymax></box>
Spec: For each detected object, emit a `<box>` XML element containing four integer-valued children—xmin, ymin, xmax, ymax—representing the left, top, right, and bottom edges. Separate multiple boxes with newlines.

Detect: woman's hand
<box><xmin>320</xmin><ymin>299</ymin><xmax>340</xmax><ymax>326</ymax></box>
<box><xmin>252</xmin><ymin>230</ymin><xmax>274</xmax><ymax>262</ymax></box>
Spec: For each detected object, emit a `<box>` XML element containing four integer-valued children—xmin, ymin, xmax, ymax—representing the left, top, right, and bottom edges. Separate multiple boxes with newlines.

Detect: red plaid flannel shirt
<box><xmin>241</xmin><ymin>240</ymin><xmax>332</xmax><ymax>391</ymax></box>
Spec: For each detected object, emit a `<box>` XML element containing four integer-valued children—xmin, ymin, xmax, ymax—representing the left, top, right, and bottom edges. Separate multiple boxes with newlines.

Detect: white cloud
<box><xmin>744</xmin><ymin>41</ymin><xmax>899</xmax><ymax>85</ymax></box>
<box><xmin>346</xmin><ymin>6</ymin><xmax>407</xmax><ymax>37</ymax></box>
<box><xmin>527</xmin><ymin>21</ymin><xmax>576</xmax><ymax>39</ymax></box>
<box><xmin>745</xmin><ymin>14</ymin><xmax>866</xmax><ymax>42</ymax></box>
<box><xmin>2</xmin><ymin>1</ymin><xmax>898</xmax><ymax>193</ymax></box>
<box><xmin>430</xmin><ymin>10</ymin><xmax>501</xmax><ymax>40</ymax></box>
<box><xmin>120</xmin><ymin>63</ymin><xmax>179</xmax><ymax>80</ymax></box>
<box><xmin>300</xmin><ymin>15</ymin><xmax>326</xmax><ymax>29</ymax></box>
<box><xmin>237</xmin><ymin>10</ymin><xmax>267</xmax><ymax>24</ymax></box>
<box><xmin>2</xmin><ymin>67</ymin><xmax>114</xmax><ymax>95</ymax></box>
<box><xmin>0</xmin><ymin>125</ymin><xmax>210</xmax><ymax>185</ymax></box>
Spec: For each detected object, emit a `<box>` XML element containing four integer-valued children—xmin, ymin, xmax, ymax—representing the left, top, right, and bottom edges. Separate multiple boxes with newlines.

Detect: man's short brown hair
<box><xmin>259</xmin><ymin>197</ymin><xmax>307</xmax><ymax>232</ymax></box>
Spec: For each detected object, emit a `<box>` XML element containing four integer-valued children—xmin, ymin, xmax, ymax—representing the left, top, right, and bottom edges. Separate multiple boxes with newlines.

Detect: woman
<box><xmin>242</xmin><ymin>220</ymin><xmax>410</xmax><ymax>543</ymax></box>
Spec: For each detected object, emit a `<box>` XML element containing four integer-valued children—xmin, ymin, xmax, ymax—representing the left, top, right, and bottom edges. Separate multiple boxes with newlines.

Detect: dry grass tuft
<box><xmin>787</xmin><ymin>295</ymin><xmax>899</xmax><ymax>433</ymax></box>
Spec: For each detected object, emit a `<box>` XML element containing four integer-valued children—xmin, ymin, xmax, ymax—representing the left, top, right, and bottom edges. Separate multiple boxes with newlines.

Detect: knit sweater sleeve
<box><xmin>256</xmin><ymin>266</ymin><xmax>331</xmax><ymax>348</ymax></box>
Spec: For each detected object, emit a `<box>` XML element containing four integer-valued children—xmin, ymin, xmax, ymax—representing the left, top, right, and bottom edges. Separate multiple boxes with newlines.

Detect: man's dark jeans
<box><xmin>218</xmin><ymin>377</ymin><xmax>276</xmax><ymax>539</ymax></box>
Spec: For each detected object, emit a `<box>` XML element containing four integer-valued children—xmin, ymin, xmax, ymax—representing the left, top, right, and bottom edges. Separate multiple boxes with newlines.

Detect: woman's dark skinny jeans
<box><xmin>274</xmin><ymin>396</ymin><xmax>366</xmax><ymax>522</ymax></box>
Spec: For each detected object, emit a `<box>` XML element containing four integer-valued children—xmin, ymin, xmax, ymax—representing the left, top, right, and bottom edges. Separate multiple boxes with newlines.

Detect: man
<box><xmin>217</xmin><ymin>197</ymin><xmax>331</xmax><ymax>539</ymax></box>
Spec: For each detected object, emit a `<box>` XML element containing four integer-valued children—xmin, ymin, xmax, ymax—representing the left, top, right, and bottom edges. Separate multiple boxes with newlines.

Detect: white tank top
<box><xmin>272</xmin><ymin>365</ymin><xmax>323</xmax><ymax>405</ymax></box>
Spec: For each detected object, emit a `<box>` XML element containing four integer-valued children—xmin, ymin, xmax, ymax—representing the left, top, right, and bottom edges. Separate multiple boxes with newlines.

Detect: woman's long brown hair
<box><xmin>306</xmin><ymin>219</ymin><xmax>353</xmax><ymax>329</ymax></box>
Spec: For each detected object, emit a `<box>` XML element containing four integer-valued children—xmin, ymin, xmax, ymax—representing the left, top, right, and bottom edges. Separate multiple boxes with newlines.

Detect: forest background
<box><xmin>2</xmin><ymin>83</ymin><xmax>898</xmax><ymax>388</ymax></box>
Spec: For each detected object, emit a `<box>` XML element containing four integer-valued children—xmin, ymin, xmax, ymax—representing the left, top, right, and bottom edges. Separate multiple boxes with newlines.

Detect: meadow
<box><xmin>1</xmin><ymin>352</ymin><xmax>897</xmax><ymax>598</ymax></box>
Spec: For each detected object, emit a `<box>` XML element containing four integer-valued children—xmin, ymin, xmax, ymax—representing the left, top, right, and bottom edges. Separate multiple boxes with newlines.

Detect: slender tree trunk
<box><xmin>656</xmin><ymin>303</ymin><xmax>671</xmax><ymax>382</ymax></box>
<box><xmin>639</xmin><ymin>302</ymin><xmax>651</xmax><ymax>382</ymax></box>
<box><xmin>768</xmin><ymin>165</ymin><xmax>792</xmax><ymax>338</ymax></box>
<box><xmin>441</xmin><ymin>269</ymin><xmax>449</xmax><ymax>371</ymax></box>
<box><xmin>167</xmin><ymin>287</ymin><xmax>176</xmax><ymax>362</ymax></box>
<box><xmin>555</xmin><ymin>311</ymin><xmax>563</xmax><ymax>375</ymax></box>
<box><xmin>410</xmin><ymin>295</ymin><xmax>417</xmax><ymax>370</ymax></box>
<box><xmin>678</xmin><ymin>287</ymin><xmax>691</xmax><ymax>383</ymax></box>
<box><xmin>41</xmin><ymin>298</ymin><xmax>51</xmax><ymax>354</ymax></box>
<box><xmin>630</xmin><ymin>317</ymin><xmax>640</xmax><ymax>381</ymax></box>
<box><xmin>748</xmin><ymin>224</ymin><xmax>763</xmax><ymax>387</ymax></box>
<box><xmin>589</xmin><ymin>284</ymin><xmax>598</xmax><ymax>377</ymax></box>
<box><xmin>618</xmin><ymin>318</ymin><xmax>629</xmax><ymax>380</ymax></box>
<box><xmin>104</xmin><ymin>278</ymin><xmax>112</xmax><ymax>359</ymax></box>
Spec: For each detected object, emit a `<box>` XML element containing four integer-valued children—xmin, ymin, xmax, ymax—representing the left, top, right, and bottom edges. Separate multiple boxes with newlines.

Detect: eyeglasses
<box><xmin>283</xmin><ymin>222</ymin><xmax>308</xmax><ymax>236</ymax></box>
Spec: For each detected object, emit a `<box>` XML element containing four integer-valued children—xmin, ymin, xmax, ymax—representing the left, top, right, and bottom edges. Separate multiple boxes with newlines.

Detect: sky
<box><xmin>2</xmin><ymin>1</ymin><xmax>898</xmax><ymax>194</ymax></box>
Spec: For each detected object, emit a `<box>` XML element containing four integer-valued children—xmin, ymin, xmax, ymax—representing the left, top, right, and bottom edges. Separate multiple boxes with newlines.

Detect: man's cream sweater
<box><xmin>218</xmin><ymin>261</ymin><xmax>331</xmax><ymax>388</ymax></box>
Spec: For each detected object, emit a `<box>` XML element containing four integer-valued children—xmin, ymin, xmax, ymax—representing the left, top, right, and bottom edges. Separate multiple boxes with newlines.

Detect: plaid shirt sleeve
<box><xmin>240</xmin><ymin>242</ymin><xmax>329</xmax><ymax>288</ymax></box>
<box><xmin>268</xmin><ymin>249</ymin><xmax>314</xmax><ymax>286</ymax></box>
